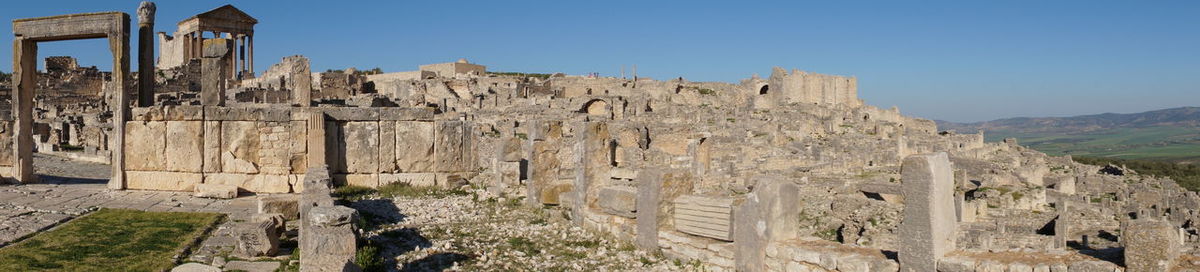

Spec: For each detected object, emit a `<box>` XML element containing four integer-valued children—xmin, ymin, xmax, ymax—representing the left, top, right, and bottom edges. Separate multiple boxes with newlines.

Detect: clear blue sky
<box><xmin>2</xmin><ymin>0</ymin><xmax>1197</xmax><ymax>122</ymax></box>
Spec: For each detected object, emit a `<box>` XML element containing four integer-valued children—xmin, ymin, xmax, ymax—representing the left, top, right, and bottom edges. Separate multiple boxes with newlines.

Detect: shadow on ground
<box><xmin>348</xmin><ymin>198</ymin><xmax>475</xmax><ymax>271</ymax></box>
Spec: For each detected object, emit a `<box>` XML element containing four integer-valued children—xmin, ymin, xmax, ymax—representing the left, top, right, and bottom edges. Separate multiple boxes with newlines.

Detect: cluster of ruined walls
<box><xmin>762</xmin><ymin>67</ymin><xmax>861</xmax><ymax>107</ymax></box>
<box><xmin>120</xmin><ymin>105</ymin><xmax>474</xmax><ymax>193</ymax></box>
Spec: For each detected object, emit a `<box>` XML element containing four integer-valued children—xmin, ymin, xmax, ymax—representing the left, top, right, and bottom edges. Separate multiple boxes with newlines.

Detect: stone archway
<box><xmin>580</xmin><ymin>99</ymin><xmax>610</xmax><ymax>116</ymax></box>
<box><xmin>12</xmin><ymin>12</ymin><xmax>132</xmax><ymax>189</ymax></box>
<box><xmin>758</xmin><ymin>84</ymin><xmax>769</xmax><ymax>95</ymax></box>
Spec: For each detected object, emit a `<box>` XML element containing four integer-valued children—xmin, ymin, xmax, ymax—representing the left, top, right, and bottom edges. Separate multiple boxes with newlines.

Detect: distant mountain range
<box><xmin>936</xmin><ymin>107</ymin><xmax>1200</xmax><ymax>162</ymax></box>
<box><xmin>937</xmin><ymin>107</ymin><xmax>1200</xmax><ymax>133</ymax></box>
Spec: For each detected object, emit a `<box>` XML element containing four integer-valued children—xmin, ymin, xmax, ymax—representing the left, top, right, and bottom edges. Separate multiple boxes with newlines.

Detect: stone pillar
<box><xmin>306</xmin><ymin>112</ymin><xmax>326</xmax><ymax>168</ymax></box>
<box><xmin>634</xmin><ymin>168</ymin><xmax>664</xmax><ymax>251</ymax></box>
<box><xmin>108</xmin><ymin>29</ymin><xmax>131</xmax><ymax>190</ymax></box>
<box><xmin>290</xmin><ymin>56</ymin><xmax>312</xmax><ymax>106</ymax></box>
<box><xmin>733</xmin><ymin>177</ymin><xmax>800</xmax><ymax>272</ymax></box>
<box><xmin>247</xmin><ymin>35</ymin><xmax>254</xmax><ymax>77</ymax></box>
<box><xmin>12</xmin><ymin>38</ymin><xmax>37</xmax><ymax>183</ymax></box>
<box><xmin>898</xmin><ymin>152</ymin><xmax>956</xmax><ymax>272</ymax></box>
<box><xmin>1123</xmin><ymin>219</ymin><xmax>1179</xmax><ymax>272</ymax></box>
<box><xmin>1054</xmin><ymin>199</ymin><xmax>1071</xmax><ymax>249</ymax></box>
<box><xmin>136</xmin><ymin>1</ymin><xmax>155</xmax><ymax>107</ymax></box>
<box><xmin>199</xmin><ymin>39</ymin><xmax>230</xmax><ymax>106</ymax></box>
<box><xmin>301</xmin><ymin>206</ymin><xmax>358</xmax><ymax>271</ymax></box>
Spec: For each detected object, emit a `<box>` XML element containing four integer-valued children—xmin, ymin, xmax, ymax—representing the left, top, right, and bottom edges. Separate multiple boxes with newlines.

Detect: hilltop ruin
<box><xmin>4</xmin><ymin>2</ymin><xmax>1199</xmax><ymax>272</ymax></box>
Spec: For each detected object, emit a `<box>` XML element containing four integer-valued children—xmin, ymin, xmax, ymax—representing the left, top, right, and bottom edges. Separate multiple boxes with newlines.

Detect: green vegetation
<box><xmin>0</xmin><ymin>70</ymin><xmax>10</xmax><ymax>82</ymax></box>
<box><xmin>58</xmin><ymin>144</ymin><xmax>85</xmax><ymax>152</ymax></box>
<box><xmin>1074</xmin><ymin>156</ymin><xmax>1200</xmax><ymax>191</ymax></box>
<box><xmin>985</xmin><ymin>126</ymin><xmax>1200</xmax><ymax>163</ymax></box>
<box><xmin>0</xmin><ymin>209</ymin><xmax>222</xmax><ymax>271</ymax></box>
<box><xmin>489</xmin><ymin>71</ymin><xmax>554</xmax><ymax>80</ymax></box>
<box><xmin>355</xmin><ymin>242</ymin><xmax>384</xmax><ymax>272</ymax></box>
<box><xmin>333</xmin><ymin>183</ymin><xmax>469</xmax><ymax>201</ymax></box>
<box><xmin>697</xmin><ymin>88</ymin><xmax>715</xmax><ymax>95</ymax></box>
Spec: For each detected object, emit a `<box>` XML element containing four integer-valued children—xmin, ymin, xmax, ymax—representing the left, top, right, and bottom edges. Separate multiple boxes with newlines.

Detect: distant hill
<box><xmin>937</xmin><ymin>107</ymin><xmax>1200</xmax><ymax>163</ymax></box>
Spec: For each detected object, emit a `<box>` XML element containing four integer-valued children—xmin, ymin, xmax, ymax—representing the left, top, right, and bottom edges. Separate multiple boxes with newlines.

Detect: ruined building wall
<box><xmin>418</xmin><ymin>62</ymin><xmax>486</xmax><ymax>77</ymax></box>
<box><xmin>44</xmin><ymin>56</ymin><xmax>79</xmax><ymax>72</ymax></box>
<box><xmin>156</xmin><ymin>32</ymin><xmax>186</xmax><ymax>69</ymax></box>
<box><xmin>121</xmin><ymin>106</ymin><xmax>472</xmax><ymax>193</ymax></box>
<box><xmin>766</xmin><ymin>67</ymin><xmax>861</xmax><ymax>107</ymax></box>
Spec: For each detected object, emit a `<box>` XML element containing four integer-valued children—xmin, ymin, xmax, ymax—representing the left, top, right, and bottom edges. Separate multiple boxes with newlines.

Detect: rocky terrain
<box><xmin>345</xmin><ymin>189</ymin><xmax>702</xmax><ymax>271</ymax></box>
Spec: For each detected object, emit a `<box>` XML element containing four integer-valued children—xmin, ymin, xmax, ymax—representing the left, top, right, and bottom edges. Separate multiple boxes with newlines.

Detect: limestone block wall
<box><xmin>156</xmin><ymin>32</ymin><xmax>185</xmax><ymax>69</ymax></box>
<box><xmin>767</xmin><ymin>67</ymin><xmax>861</xmax><ymax>107</ymax></box>
<box><xmin>122</xmin><ymin>106</ymin><xmax>459</xmax><ymax>193</ymax></box>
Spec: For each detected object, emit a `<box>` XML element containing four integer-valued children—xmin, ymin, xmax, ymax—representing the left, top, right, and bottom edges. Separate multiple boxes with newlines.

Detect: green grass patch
<box><xmin>332</xmin><ymin>186</ymin><xmax>377</xmax><ymax>200</ymax></box>
<box><xmin>377</xmin><ymin>183</ymin><xmax>469</xmax><ymax>199</ymax></box>
<box><xmin>334</xmin><ymin>183</ymin><xmax>470</xmax><ymax>200</ymax></box>
<box><xmin>0</xmin><ymin>208</ymin><xmax>222</xmax><ymax>271</ymax></box>
<box><xmin>985</xmin><ymin>126</ymin><xmax>1200</xmax><ymax>163</ymax></box>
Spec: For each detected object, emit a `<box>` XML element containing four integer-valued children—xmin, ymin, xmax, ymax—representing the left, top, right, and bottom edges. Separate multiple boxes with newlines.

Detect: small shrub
<box><xmin>354</xmin><ymin>243</ymin><xmax>383</xmax><ymax>272</ymax></box>
<box><xmin>697</xmin><ymin>88</ymin><xmax>715</xmax><ymax>95</ymax></box>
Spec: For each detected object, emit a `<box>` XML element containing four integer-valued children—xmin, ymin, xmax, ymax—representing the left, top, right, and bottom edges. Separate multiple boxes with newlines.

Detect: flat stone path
<box><xmin>0</xmin><ymin>183</ymin><xmax>261</xmax><ymax>247</ymax></box>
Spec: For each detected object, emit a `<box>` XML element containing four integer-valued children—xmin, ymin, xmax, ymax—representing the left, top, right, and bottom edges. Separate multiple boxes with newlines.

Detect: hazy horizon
<box><xmin>2</xmin><ymin>0</ymin><xmax>1197</xmax><ymax>122</ymax></box>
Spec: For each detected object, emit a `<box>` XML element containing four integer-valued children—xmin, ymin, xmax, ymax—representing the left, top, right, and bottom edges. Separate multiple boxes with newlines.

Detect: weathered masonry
<box><xmin>11</xmin><ymin>12</ymin><xmax>132</xmax><ymax>188</ymax></box>
<box><xmin>121</xmin><ymin>106</ymin><xmax>475</xmax><ymax>194</ymax></box>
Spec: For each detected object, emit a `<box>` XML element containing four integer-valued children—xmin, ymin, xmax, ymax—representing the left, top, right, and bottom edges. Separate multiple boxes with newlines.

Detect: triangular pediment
<box><xmin>188</xmin><ymin>5</ymin><xmax>257</xmax><ymax>24</ymax></box>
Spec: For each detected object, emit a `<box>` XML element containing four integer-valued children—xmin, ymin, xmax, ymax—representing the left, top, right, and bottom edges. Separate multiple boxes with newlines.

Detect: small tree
<box><xmin>0</xmin><ymin>70</ymin><xmax>10</xmax><ymax>82</ymax></box>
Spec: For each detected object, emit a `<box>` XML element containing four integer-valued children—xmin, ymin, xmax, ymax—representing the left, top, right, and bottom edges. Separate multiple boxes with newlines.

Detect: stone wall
<box><xmin>121</xmin><ymin>105</ymin><xmax>468</xmax><ymax>193</ymax></box>
<box><xmin>418</xmin><ymin>61</ymin><xmax>486</xmax><ymax>77</ymax></box>
<box><xmin>156</xmin><ymin>32</ymin><xmax>186</xmax><ymax>69</ymax></box>
<box><xmin>766</xmin><ymin>67</ymin><xmax>861</xmax><ymax>107</ymax></box>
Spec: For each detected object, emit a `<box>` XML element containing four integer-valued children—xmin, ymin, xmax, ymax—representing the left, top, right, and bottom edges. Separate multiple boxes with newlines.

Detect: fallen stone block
<box><xmin>252</xmin><ymin>213</ymin><xmax>287</xmax><ymax>235</ymax></box>
<box><xmin>193</xmin><ymin>183</ymin><xmax>238</xmax><ymax>199</ymax></box>
<box><xmin>171</xmin><ymin>263</ymin><xmax>221</xmax><ymax>272</ymax></box>
<box><xmin>598</xmin><ymin>185</ymin><xmax>637</xmax><ymax>218</ymax></box>
<box><xmin>230</xmin><ymin>219</ymin><xmax>281</xmax><ymax>258</ymax></box>
<box><xmin>223</xmin><ymin>260</ymin><xmax>281</xmax><ymax>272</ymax></box>
<box><xmin>309</xmin><ymin>206</ymin><xmax>357</xmax><ymax>227</ymax></box>
<box><xmin>258</xmin><ymin>195</ymin><xmax>300</xmax><ymax>220</ymax></box>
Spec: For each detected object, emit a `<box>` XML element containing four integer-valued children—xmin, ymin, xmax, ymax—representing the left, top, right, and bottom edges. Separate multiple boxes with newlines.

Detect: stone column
<box><xmin>12</xmin><ymin>39</ymin><xmax>37</xmax><ymax>183</ymax></box>
<box><xmin>898</xmin><ymin>152</ymin><xmax>956</xmax><ymax>272</ymax></box>
<box><xmin>136</xmin><ymin>1</ymin><xmax>155</xmax><ymax>107</ymax></box>
<box><xmin>306</xmin><ymin>112</ymin><xmax>327</xmax><ymax>168</ymax></box>
<box><xmin>109</xmin><ymin>30</ymin><xmax>131</xmax><ymax>190</ymax></box>
<box><xmin>248</xmin><ymin>35</ymin><xmax>254</xmax><ymax>77</ymax></box>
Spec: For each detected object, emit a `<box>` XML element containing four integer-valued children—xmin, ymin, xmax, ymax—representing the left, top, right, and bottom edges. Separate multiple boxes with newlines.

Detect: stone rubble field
<box><xmin>349</xmin><ymin>192</ymin><xmax>705</xmax><ymax>271</ymax></box>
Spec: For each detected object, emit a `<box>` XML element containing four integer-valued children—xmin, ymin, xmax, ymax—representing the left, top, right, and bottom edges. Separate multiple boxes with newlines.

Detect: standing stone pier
<box><xmin>897</xmin><ymin>152</ymin><xmax>957</xmax><ymax>272</ymax></box>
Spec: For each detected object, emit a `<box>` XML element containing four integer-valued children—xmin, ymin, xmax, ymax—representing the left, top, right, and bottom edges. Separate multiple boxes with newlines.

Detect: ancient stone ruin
<box><xmin>4</xmin><ymin>2</ymin><xmax>1200</xmax><ymax>272</ymax></box>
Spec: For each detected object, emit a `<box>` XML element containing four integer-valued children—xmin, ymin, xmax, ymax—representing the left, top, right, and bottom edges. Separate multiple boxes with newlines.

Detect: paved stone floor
<box><xmin>0</xmin><ymin>153</ymin><xmax>260</xmax><ymax>248</ymax></box>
